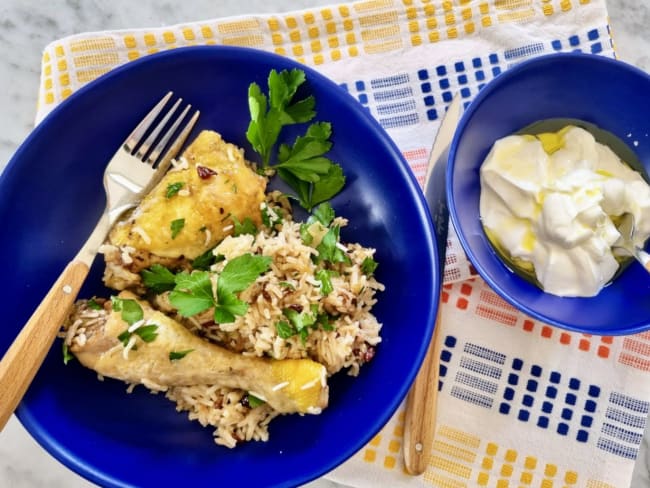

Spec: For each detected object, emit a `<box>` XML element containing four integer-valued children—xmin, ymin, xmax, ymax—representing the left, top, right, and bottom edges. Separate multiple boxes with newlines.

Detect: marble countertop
<box><xmin>0</xmin><ymin>1</ymin><xmax>649</xmax><ymax>487</ymax></box>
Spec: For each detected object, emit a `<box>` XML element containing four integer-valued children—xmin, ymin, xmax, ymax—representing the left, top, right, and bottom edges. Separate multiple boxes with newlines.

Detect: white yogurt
<box><xmin>480</xmin><ymin>125</ymin><xmax>650</xmax><ymax>297</ymax></box>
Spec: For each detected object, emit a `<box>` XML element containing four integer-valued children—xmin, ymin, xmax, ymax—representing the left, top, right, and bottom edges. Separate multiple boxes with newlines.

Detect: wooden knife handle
<box><xmin>403</xmin><ymin>308</ymin><xmax>444</xmax><ymax>475</ymax></box>
<box><xmin>0</xmin><ymin>260</ymin><xmax>89</xmax><ymax>430</ymax></box>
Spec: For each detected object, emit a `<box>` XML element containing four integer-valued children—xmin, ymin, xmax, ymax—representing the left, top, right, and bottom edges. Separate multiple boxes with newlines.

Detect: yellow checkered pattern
<box><xmin>38</xmin><ymin>0</ymin><xmax>592</xmax><ymax>114</ymax></box>
<box><xmin>359</xmin><ymin>410</ymin><xmax>617</xmax><ymax>487</ymax></box>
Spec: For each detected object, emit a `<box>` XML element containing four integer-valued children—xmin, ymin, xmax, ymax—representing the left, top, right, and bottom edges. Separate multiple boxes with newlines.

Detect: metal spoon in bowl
<box><xmin>613</xmin><ymin>212</ymin><xmax>650</xmax><ymax>273</ymax></box>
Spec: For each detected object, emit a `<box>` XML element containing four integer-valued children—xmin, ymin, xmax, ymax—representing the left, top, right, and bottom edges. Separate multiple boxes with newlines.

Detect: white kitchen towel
<box><xmin>35</xmin><ymin>1</ymin><xmax>649</xmax><ymax>487</ymax></box>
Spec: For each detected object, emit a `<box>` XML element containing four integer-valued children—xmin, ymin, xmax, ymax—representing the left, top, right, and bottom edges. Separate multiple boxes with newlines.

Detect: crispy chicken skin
<box><xmin>104</xmin><ymin>130</ymin><xmax>266</xmax><ymax>289</ymax></box>
<box><xmin>69</xmin><ymin>292</ymin><xmax>329</xmax><ymax>415</ymax></box>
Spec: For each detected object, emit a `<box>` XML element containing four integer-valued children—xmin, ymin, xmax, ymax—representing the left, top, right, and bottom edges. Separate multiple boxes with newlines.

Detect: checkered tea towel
<box><xmin>36</xmin><ymin>1</ymin><xmax>650</xmax><ymax>487</ymax></box>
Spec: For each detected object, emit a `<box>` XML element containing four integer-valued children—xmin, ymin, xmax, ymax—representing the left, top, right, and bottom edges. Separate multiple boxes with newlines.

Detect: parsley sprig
<box><xmin>144</xmin><ymin>253</ymin><xmax>271</xmax><ymax>324</ymax></box>
<box><xmin>247</xmin><ymin>69</ymin><xmax>345</xmax><ymax>211</ymax></box>
<box><xmin>110</xmin><ymin>296</ymin><xmax>159</xmax><ymax>347</ymax></box>
<box><xmin>275</xmin><ymin>305</ymin><xmax>334</xmax><ymax>342</ymax></box>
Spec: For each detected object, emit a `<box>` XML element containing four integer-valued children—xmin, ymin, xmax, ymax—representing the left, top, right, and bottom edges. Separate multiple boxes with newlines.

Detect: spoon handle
<box><xmin>403</xmin><ymin>309</ymin><xmax>443</xmax><ymax>475</ymax></box>
<box><xmin>0</xmin><ymin>261</ymin><xmax>89</xmax><ymax>430</ymax></box>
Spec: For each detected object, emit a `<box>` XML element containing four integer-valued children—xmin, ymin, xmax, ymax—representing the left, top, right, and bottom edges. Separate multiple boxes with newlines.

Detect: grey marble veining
<box><xmin>0</xmin><ymin>0</ymin><xmax>649</xmax><ymax>487</ymax></box>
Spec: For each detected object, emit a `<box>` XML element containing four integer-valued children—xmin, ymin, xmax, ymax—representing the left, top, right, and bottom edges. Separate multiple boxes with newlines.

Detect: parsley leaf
<box><xmin>170</xmin><ymin>218</ymin><xmax>185</xmax><ymax>239</ymax></box>
<box><xmin>117</xmin><ymin>323</ymin><xmax>159</xmax><ymax>348</ymax></box>
<box><xmin>299</xmin><ymin>223</ymin><xmax>314</xmax><ymax>245</ymax></box>
<box><xmin>309</xmin><ymin>163</ymin><xmax>346</xmax><ymax>208</ymax></box>
<box><xmin>87</xmin><ymin>298</ymin><xmax>102</xmax><ymax>310</ymax></box>
<box><xmin>214</xmin><ymin>292</ymin><xmax>248</xmax><ymax>324</ymax></box>
<box><xmin>232</xmin><ymin>215</ymin><xmax>258</xmax><ymax>236</ymax></box>
<box><xmin>135</xmin><ymin>324</ymin><xmax>159</xmax><ymax>343</ymax></box>
<box><xmin>192</xmin><ymin>248</ymin><xmax>222</xmax><ymax>271</ymax></box>
<box><xmin>110</xmin><ymin>296</ymin><xmax>143</xmax><ymax>325</ymax></box>
<box><xmin>275</xmin><ymin>320</ymin><xmax>295</xmax><ymax>339</ymax></box>
<box><xmin>169</xmin><ymin>271</ymin><xmax>215</xmax><ymax>317</ymax></box>
<box><xmin>361</xmin><ymin>257</ymin><xmax>378</xmax><ymax>276</ymax></box>
<box><xmin>315</xmin><ymin>225</ymin><xmax>350</xmax><ymax>265</ymax></box>
<box><xmin>166</xmin><ymin>182</ymin><xmax>184</xmax><ymax>198</ymax></box>
<box><xmin>284</xmin><ymin>308</ymin><xmax>316</xmax><ymax>333</ymax></box>
<box><xmin>141</xmin><ymin>264</ymin><xmax>176</xmax><ymax>293</ymax></box>
<box><xmin>276</xmin><ymin>123</ymin><xmax>333</xmax><ymax>181</ymax></box>
<box><xmin>117</xmin><ymin>329</ymin><xmax>133</xmax><ymax>347</ymax></box>
<box><xmin>217</xmin><ymin>254</ymin><xmax>272</xmax><ymax>296</ymax></box>
<box><xmin>62</xmin><ymin>342</ymin><xmax>74</xmax><ymax>365</ymax></box>
<box><xmin>261</xmin><ymin>205</ymin><xmax>283</xmax><ymax>228</ymax></box>
<box><xmin>247</xmin><ymin>393</ymin><xmax>266</xmax><ymax>408</ymax></box>
<box><xmin>315</xmin><ymin>269</ymin><xmax>335</xmax><ymax>295</ymax></box>
<box><xmin>316</xmin><ymin>312</ymin><xmax>335</xmax><ymax>331</ymax></box>
<box><xmin>310</xmin><ymin>202</ymin><xmax>335</xmax><ymax>226</ymax></box>
<box><xmin>275</xmin><ymin>123</ymin><xmax>345</xmax><ymax>211</ymax></box>
<box><xmin>167</xmin><ymin>254</ymin><xmax>271</xmax><ymax>324</ymax></box>
<box><xmin>246</xmin><ymin>69</ymin><xmax>316</xmax><ymax>167</ymax></box>
<box><xmin>169</xmin><ymin>349</ymin><xmax>194</xmax><ymax>361</ymax></box>
<box><xmin>214</xmin><ymin>254</ymin><xmax>272</xmax><ymax>323</ymax></box>
<box><xmin>246</xmin><ymin>69</ymin><xmax>345</xmax><ymax>211</ymax></box>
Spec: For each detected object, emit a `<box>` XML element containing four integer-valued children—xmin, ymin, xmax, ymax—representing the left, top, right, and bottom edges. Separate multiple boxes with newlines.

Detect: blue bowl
<box><xmin>0</xmin><ymin>46</ymin><xmax>438</xmax><ymax>487</ymax></box>
<box><xmin>448</xmin><ymin>52</ymin><xmax>650</xmax><ymax>335</ymax></box>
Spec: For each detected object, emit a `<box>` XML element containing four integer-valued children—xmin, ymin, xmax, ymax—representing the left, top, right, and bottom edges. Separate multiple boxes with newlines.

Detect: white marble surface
<box><xmin>0</xmin><ymin>0</ymin><xmax>649</xmax><ymax>487</ymax></box>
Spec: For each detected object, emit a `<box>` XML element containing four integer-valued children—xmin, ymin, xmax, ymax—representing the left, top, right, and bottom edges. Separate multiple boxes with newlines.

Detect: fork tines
<box><xmin>123</xmin><ymin>92</ymin><xmax>200</xmax><ymax>168</ymax></box>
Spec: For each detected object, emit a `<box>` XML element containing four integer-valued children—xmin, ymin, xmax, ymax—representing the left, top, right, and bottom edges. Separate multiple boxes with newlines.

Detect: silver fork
<box><xmin>0</xmin><ymin>93</ymin><xmax>200</xmax><ymax>429</ymax></box>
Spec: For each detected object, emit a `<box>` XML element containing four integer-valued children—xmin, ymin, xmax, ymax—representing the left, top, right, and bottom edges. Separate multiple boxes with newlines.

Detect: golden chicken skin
<box><xmin>101</xmin><ymin>130</ymin><xmax>267</xmax><ymax>290</ymax></box>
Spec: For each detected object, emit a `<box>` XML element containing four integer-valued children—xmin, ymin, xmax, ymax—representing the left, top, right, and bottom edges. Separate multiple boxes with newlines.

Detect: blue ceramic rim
<box><xmin>447</xmin><ymin>52</ymin><xmax>650</xmax><ymax>336</ymax></box>
<box><xmin>5</xmin><ymin>45</ymin><xmax>440</xmax><ymax>487</ymax></box>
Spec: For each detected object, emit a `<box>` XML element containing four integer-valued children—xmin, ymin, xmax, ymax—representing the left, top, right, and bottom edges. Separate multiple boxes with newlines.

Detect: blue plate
<box><xmin>448</xmin><ymin>52</ymin><xmax>650</xmax><ymax>335</ymax></box>
<box><xmin>0</xmin><ymin>46</ymin><xmax>438</xmax><ymax>487</ymax></box>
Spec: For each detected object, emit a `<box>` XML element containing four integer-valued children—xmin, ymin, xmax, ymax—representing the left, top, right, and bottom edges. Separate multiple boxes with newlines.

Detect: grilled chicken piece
<box><xmin>103</xmin><ymin>130</ymin><xmax>267</xmax><ymax>289</ymax></box>
<box><xmin>68</xmin><ymin>292</ymin><xmax>329</xmax><ymax>415</ymax></box>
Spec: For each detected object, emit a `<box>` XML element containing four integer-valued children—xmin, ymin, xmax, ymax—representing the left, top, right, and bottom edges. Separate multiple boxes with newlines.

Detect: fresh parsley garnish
<box><xmin>62</xmin><ymin>342</ymin><xmax>74</xmax><ymax>365</ymax></box>
<box><xmin>275</xmin><ymin>307</ymin><xmax>334</xmax><ymax>341</ymax></box>
<box><xmin>247</xmin><ymin>68</ymin><xmax>316</xmax><ymax>168</ymax></box>
<box><xmin>191</xmin><ymin>248</ymin><xmax>223</xmax><ymax>271</ymax></box>
<box><xmin>141</xmin><ymin>264</ymin><xmax>176</xmax><ymax>293</ymax></box>
<box><xmin>214</xmin><ymin>254</ymin><xmax>272</xmax><ymax>323</ymax></box>
<box><xmin>300</xmin><ymin>222</ymin><xmax>314</xmax><ymax>245</ymax></box>
<box><xmin>87</xmin><ymin>298</ymin><xmax>102</xmax><ymax>310</ymax></box>
<box><xmin>275</xmin><ymin>320</ymin><xmax>295</xmax><ymax>339</ymax></box>
<box><xmin>279</xmin><ymin>281</ymin><xmax>296</xmax><ymax>290</ymax></box>
<box><xmin>310</xmin><ymin>202</ymin><xmax>335</xmax><ymax>227</ymax></box>
<box><xmin>315</xmin><ymin>225</ymin><xmax>350</xmax><ymax>265</ymax></box>
<box><xmin>315</xmin><ymin>269</ymin><xmax>335</xmax><ymax>295</ymax></box>
<box><xmin>275</xmin><ymin>123</ymin><xmax>345</xmax><ymax>210</ymax></box>
<box><xmin>170</xmin><ymin>218</ymin><xmax>185</xmax><ymax>239</ymax></box>
<box><xmin>232</xmin><ymin>215</ymin><xmax>257</xmax><ymax>236</ymax></box>
<box><xmin>169</xmin><ymin>271</ymin><xmax>215</xmax><ymax>317</ymax></box>
<box><xmin>247</xmin><ymin>393</ymin><xmax>266</xmax><ymax>408</ymax></box>
<box><xmin>118</xmin><ymin>324</ymin><xmax>159</xmax><ymax>347</ymax></box>
<box><xmin>166</xmin><ymin>182</ymin><xmax>184</xmax><ymax>198</ymax></box>
<box><xmin>169</xmin><ymin>254</ymin><xmax>271</xmax><ymax>324</ymax></box>
<box><xmin>261</xmin><ymin>205</ymin><xmax>283</xmax><ymax>228</ymax></box>
<box><xmin>169</xmin><ymin>349</ymin><xmax>194</xmax><ymax>361</ymax></box>
<box><xmin>361</xmin><ymin>257</ymin><xmax>378</xmax><ymax>276</ymax></box>
<box><xmin>135</xmin><ymin>324</ymin><xmax>159</xmax><ymax>342</ymax></box>
<box><xmin>246</xmin><ymin>69</ymin><xmax>345</xmax><ymax>211</ymax></box>
<box><xmin>111</xmin><ymin>296</ymin><xmax>144</xmax><ymax>325</ymax></box>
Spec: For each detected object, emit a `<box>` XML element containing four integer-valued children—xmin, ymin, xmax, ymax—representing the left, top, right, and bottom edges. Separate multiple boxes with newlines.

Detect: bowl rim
<box><xmin>3</xmin><ymin>44</ymin><xmax>440</xmax><ymax>487</ymax></box>
<box><xmin>446</xmin><ymin>51</ymin><xmax>650</xmax><ymax>335</ymax></box>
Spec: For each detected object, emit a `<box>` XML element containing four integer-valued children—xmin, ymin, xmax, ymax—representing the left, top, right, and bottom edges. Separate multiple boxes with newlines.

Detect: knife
<box><xmin>403</xmin><ymin>96</ymin><xmax>462</xmax><ymax>475</ymax></box>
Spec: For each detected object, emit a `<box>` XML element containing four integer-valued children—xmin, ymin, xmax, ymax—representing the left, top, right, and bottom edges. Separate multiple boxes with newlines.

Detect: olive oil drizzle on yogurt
<box><xmin>483</xmin><ymin>119</ymin><xmax>648</xmax><ymax>291</ymax></box>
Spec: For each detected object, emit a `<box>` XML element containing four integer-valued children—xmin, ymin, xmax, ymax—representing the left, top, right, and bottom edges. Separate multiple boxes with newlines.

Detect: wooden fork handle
<box><xmin>0</xmin><ymin>260</ymin><xmax>89</xmax><ymax>430</ymax></box>
<box><xmin>403</xmin><ymin>309</ymin><xmax>444</xmax><ymax>475</ymax></box>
